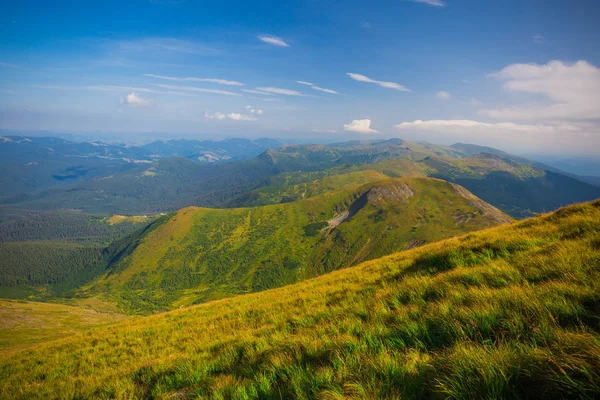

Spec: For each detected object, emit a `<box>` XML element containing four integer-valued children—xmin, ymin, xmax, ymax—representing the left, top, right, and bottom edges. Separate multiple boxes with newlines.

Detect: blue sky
<box><xmin>1</xmin><ymin>0</ymin><xmax>600</xmax><ymax>154</ymax></box>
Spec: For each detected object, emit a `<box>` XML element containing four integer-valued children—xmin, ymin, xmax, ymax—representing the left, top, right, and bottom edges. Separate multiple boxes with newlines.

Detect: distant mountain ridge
<box><xmin>1</xmin><ymin>138</ymin><xmax>599</xmax><ymax>220</ymax></box>
<box><xmin>0</xmin><ymin>136</ymin><xmax>282</xmax><ymax>200</ymax></box>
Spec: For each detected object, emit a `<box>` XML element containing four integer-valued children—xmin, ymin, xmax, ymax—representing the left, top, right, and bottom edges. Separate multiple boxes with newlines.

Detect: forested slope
<box><xmin>1</xmin><ymin>199</ymin><xmax>598</xmax><ymax>398</ymax></box>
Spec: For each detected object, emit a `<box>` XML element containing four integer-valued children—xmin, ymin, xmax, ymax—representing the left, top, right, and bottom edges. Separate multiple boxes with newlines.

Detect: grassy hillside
<box><xmin>0</xmin><ymin>300</ymin><xmax>127</xmax><ymax>355</ymax></box>
<box><xmin>224</xmin><ymin>163</ymin><xmax>425</xmax><ymax>208</ymax></box>
<box><xmin>1</xmin><ymin>200</ymin><xmax>598</xmax><ymax>398</ymax></box>
<box><xmin>83</xmin><ymin>177</ymin><xmax>510</xmax><ymax>313</ymax></box>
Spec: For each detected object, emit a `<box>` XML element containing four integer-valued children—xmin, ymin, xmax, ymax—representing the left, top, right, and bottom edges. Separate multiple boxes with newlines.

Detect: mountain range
<box><xmin>1</xmin><ymin>138</ymin><xmax>598</xmax><ymax>221</ymax></box>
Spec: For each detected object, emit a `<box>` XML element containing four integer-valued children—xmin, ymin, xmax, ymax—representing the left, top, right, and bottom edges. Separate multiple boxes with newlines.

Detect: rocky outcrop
<box><xmin>450</xmin><ymin>183</ymin><xmax>512</xmax><ymax>224</ymax></box>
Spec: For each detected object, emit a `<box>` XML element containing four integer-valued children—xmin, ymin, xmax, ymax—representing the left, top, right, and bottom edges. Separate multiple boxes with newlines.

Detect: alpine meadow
<box><xmin>1</xmin><ymin>0</ymin><xmax>600</xmax><ymax>399</ymax></box>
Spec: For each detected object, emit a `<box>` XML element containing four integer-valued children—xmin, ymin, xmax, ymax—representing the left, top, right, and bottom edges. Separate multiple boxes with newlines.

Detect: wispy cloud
<box><xmin>120</xmin><ymin>92</ymin><xmax>153</xmax><ymax>108</ymax></box>
<box><xmin>245</xmin><ymin>105</ymin><xmax>264</xmax><ymax>115</ymax></box>
<box><xmin>255</xmin><ymin>87</ymin><xmax>308</xmax><ymax>96</ymax></box>
<box><xmin>343</xmin><ymin>119</ymin><xmax>378</xmax><ymax>133</ymax></box>
<box><xmin>533</xmin><ymin>33</ymin><xmax>545</xmax><ymax>44</ymax></box>
<box><xmin>410</xmin><ymin>0</ymin><xmax>446</xmax><ymax>7</ymax></box>
<box><xmin>33</xmin><ymin>84</ymin><xmax>194</xmax><ymax>96</ymax></box>
<box><xmin>242</xmin><ymin>89</ymin><xmax>274</xmax><ymax>96</ymax></box>
<box><xmin>153</xmin><ymin>83</ymin><xmax>242</xmax><ymax>96</ymax></box>
<box><xmin>0</xmin><ymin>62</ymin><xmax>22</xmax><ymax>68</ymax></box>
<box><xmin>347</xmin><ymin>73</ymin><xmax>410</xmax><ymax>92</ymax></box>
<box><xmin>116</xmin><ymin>38</ymin><xmax>216</xmax><ymax>55</ymax></box>
<box><xmin>312</xmin><ymin>128</ymin><xmax>337</xmax><ymax>133</ymax></box>
<box><xmin>436</xmin><ymin>91</ymin><xmax>451</xmax><ymax>99</ymax></box>
<box><xmin>258</xmin><ymin>35</ymin><xmax>290</xmax><ymax>47</ymax></box>
<box><xmin>204</xmin><ymin>111</ymin><xmax>257</xmax><ymax>121</ymax></box>
<box><xmin>297</xmin><ymin>80</ymin><xmax>339</xmax><ymax>94</ymax></box>
<box><xmin>247</xmin><ymin>96</ymin><xmax>281</xmax><ymax>102</ymax></box>
<box><xmin>143</xmin><ymin>74</ymin><xmax>244</xmax><ymax>86</ymax></box>
<box><xmin>394</xmin><ymin>119</ymin><xmax>575</xmax><ymax>133</ymax></box>
<box><xmin>393</xmin><ymin>119</ymin><xmax>595</xmax><ymax>153</ymax></box>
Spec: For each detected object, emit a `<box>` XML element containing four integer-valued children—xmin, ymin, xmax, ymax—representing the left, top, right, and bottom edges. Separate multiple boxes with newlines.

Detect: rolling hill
<box><xmin>1</xmin><ymin>199</ymin><xmax>598</xmax><ymax>398</ymax></box>
<box><xmin>1</xmin><ymin>139</ymin><xmax>598</xmax><ymax>220</ymax></box>
<box><xmin>79</xmin><ymin>177</ymin><xmax>510</xmax><ymax>313</ymax></box>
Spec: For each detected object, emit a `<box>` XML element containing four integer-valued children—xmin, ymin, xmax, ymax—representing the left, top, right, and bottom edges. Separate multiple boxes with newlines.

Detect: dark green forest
<box><xmin>0</xmin><ymin>211</ymin><xmax>150</xmax><ymax>243</ymax></box>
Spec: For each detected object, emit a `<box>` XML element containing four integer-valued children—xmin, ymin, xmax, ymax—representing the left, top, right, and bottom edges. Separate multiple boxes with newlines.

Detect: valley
<box><xmin>0</xmin><ymin>136</ymin><xmax>599</xmax><ymax>398</ymax></box>
<box><xmin>1</xmin><ymin>199</ymin><xmax>598</xmax><ymax>398</ymax></box>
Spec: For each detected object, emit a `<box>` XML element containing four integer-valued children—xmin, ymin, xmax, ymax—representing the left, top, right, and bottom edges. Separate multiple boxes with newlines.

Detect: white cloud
<box><xmin>481</xmin><ymin>60</ymin><xmax>600</xmax><ymax>120</ymax></box>
<box><xmin>143</xmin><ymin>74</ymin><xmax>244</xmax><ymax>86</ymax></box>
<box><xmin>436</xmin><ymin>91</ymin><xmax>451</xmax><ymax>99</ymax></box>
<box><xmin>0</xmin><ymin>62</ymin><xmax>21</xmax><ymax>68</ymax></box>
<box><xmin>533</xmin><ymin>34</ymin><xmax>545</xmax><ymax>44</ymax></box>
<box><xmin>242</xmin><ymin>89</ymin><xmax>274</xmax><ymax>96</ymax></box>
<box><xmin>120</xmin><ymin>92</ymin><xmax>153</xmax><ymax>108</ymax></box>
<box><xmin>311</xmin><ymin>86</ymin><xmax>339</xmax><ymax>94</ymax></box>
<box><xmin>255</xmin><ymin>87</ymin><xmax>308</xmax><ymax>96</ymax></box>
<box><xmin>227</xmin><ymin>113</ymin><xmax>257</xmax><ymax>121</ymax></box>
<box><xmin>394</xmin><ymin>119</ymin><xmax>579</xmax><ymax>133</ymax></box>
<box><xmin>296</xmin><ymin>80</ymin><xmax>339</xmax><ymax>94</ymax></box>
<box><xmin>245</xmin><ymin>105</ymin><xmax>264</xmax><ymax>115</ymax></box>
<box><xmin>153</xmin><ymin>83</ymin><xmax>242</xmax><ymax>96</ymax></box>
<box><xmin>204</xmin><ymin>111</ymin><xmax>226</xmax><ymax>120</ymax></box>
<box><xmin>204</xmin><ymin>111</ymin><xmax>257</xmax><ymax>121</ymax></box>
<box><xmin>34</xmin><ymin>84</ymin><xmax>195</xmax><ymax>96</ymax></box>
<box><xmin>247</xmin><ymin>96</ymin><xmax>281</xmax><ymax>102</ymax></box>
<box><xmin>116</xmin><ymin>38</ymin><xmax>216</xmax><ymax>55</ymax></box>
<box><xmin>347</xmin><ymin>73</ymin><xmax>410</xmax><ymax>92</ymax></box>
<box><xmin>410</xmin><ymin>0</ymin><xmax>446</xmax><ymax>7</ymax></box>
<box><xmin>393</xmin><ymin>119</ymin><xmax>598</xmax><ymax>154</ymax></box>
<box><xmin>258</xmin><ymin>35</ymin><xmax>290</xmax><ymax>47</ymax></box>
<box><xmin>343</xmin><ymin>119</ymin><xmax>378</xmax><ymax>134</ymax></box>
<box><xmin>312</xmin><ymin>128</ymin><xmax>337</xmax><ymax>133</ymax></box>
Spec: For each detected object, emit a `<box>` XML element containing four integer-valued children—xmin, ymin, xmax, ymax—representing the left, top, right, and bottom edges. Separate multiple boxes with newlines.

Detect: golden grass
<box><xmin>0</xmin><ymin>300</ymin><xmax>128</xmax><ymax>356</ymax></box>
<box><xmin>1</xmin><ymin>200</ymin><xmax>599</xmax><ymax>399</ymax></box>
<box><xmin>106</xmin><ymin>215</ymin><xmax>150</xmax><ymax>225</ymax></box>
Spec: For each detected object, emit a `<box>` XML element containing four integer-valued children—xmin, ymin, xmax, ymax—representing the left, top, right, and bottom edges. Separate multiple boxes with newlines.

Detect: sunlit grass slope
<box><xmin>85</xmin><ymin>177</ymin><xmax>509</xmax><ymax>313</ymax></box>
<box><xmin>0</xmin><ymin>300</ymin><xmax>127</xmax><ymax>355</ymax></box>
<box><xmin>1</xmin><ymin>199</ymin><xmax>598</xmax><ymax>399</ymax></box>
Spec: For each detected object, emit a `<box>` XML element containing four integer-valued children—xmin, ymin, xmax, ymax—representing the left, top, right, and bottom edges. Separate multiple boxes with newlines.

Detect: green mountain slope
<box><xmin>82</xmin><ymin>177</ymin><xmax>510</xmax><ymax>313</ymax></box>
<box><xmin>2</xmin><ymin>139</ymin><xmax>598</xmax><ymax>220</ymax></box>
<box><xmin>1</xmin><ymin>199</ymin><xmax>598</xmax><ymax>399</ymax></box>
<box><xmin>225</xmin><ymin>153</ymin><xmax>600</xmax><ymax>219</ymax></box>
<box><xmin>0</xmin><ymin>210</ymin><xmax>151</xmax><ymax>243</ymax></box>
<box><xmin>0</xmin><ymin>141</ymin><xmax>419</xmax><ymax>215</ymax></box>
